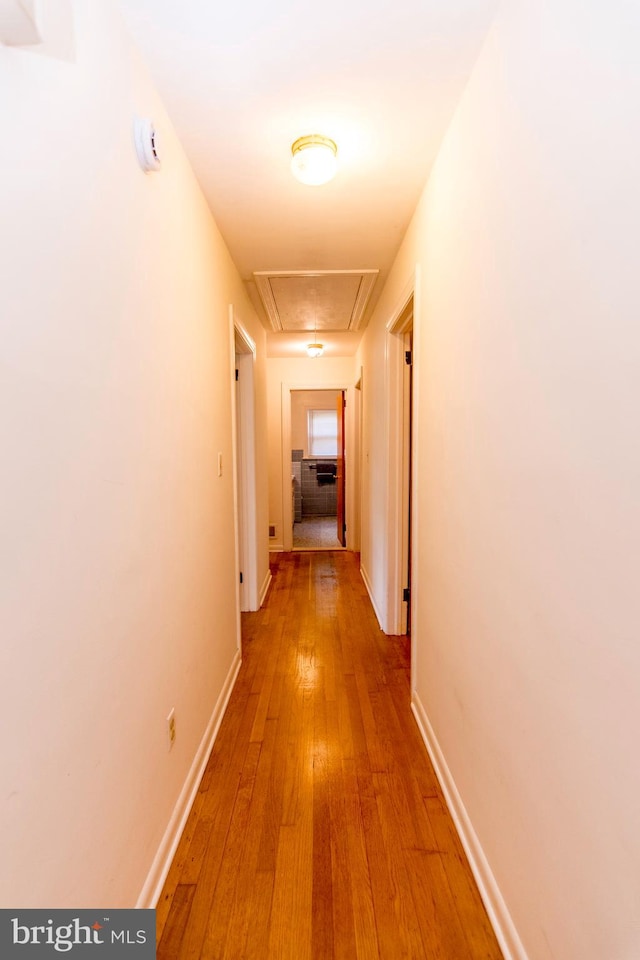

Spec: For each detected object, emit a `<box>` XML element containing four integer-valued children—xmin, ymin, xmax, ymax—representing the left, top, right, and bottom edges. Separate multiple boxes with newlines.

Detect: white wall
<box><xmin>0</xmin><ymin>2</ymin><xmax>267</xmax><ymax>907</ymax></box>
<box><xmin>266</xmin><ymin>357</ymin><xmax>357</xmax><ymax>550</ymax></box>
<box><xmin>359</xmin><ymin>1</ymin><xmax>640</xmax><ymax>957</ymax></box>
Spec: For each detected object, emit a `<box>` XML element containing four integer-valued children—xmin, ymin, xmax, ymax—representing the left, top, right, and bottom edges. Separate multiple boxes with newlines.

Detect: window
<box><xmin>308</xmin><ymin>409</ymin><xmax>338</xmax><ymax>457</ymax></box>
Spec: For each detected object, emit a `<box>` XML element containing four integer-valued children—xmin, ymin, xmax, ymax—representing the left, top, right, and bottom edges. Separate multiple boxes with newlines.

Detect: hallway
<box><xmin>156</xmin><ymin>551</ymin><xmax>502</xmax><ymax>959</ymax></box>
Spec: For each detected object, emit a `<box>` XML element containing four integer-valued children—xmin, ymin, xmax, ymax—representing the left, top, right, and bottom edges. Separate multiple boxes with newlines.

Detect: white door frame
<box><xmin>281</xmin><ymin>381</ymin><xmax>355</xmax><ymax>552</ymax></box>
<box><xmin>385</xmin><ymin>269</ymin><xmax>420</xmax><ymax>672</ymax></box>
<box><xmin>230</xmin><ymin>307</ymin><xmax>259</xmax><ymax>611</ymax></box>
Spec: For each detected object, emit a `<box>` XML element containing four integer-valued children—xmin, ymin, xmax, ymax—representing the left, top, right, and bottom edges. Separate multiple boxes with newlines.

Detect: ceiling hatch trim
<box><xmin>254</xmin><ymin>270</ymin><xmax>379</xmax><ymax>333</ymax></box>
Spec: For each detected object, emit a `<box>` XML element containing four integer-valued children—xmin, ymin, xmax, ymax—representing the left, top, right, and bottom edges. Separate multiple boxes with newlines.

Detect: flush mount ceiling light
<box><xmin>291</xmin><ymin>134</ymin><xmax>338</xmax><ymax>186</ymax></box>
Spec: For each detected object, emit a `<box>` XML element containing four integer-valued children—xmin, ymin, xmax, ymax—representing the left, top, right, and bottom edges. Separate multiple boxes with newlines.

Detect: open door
<box><xmin>235</xmin><ymin>358</ymin><xmax>245</xmax><ymax>609</ymax></box>
<box><xmin>402</xmin><ymin>329</ymin><xmax>413</xmax><ymax>635</ymax></box>
<box><xmin>336</xmin><ymin>390</ymin><xmax>346</xmax><ymax>546</ymax></box>
<box><xmin>233</xmin><ymin>321</ymin><xmax>259</xmax><ymax>611</ymax></box>
<box><xmin>386</xmin><ymin>286</ymin><xmax>414</xmax><ymax>635</ymax></box>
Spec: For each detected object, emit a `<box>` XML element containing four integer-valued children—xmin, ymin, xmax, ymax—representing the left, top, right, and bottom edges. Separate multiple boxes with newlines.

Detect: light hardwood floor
<box><xmin>156</xmin><ymin>551</ymin><xmax>503</xmax><ymax>960</ymax></box>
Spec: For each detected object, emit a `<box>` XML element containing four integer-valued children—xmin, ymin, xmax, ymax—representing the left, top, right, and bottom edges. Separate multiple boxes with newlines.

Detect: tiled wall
<box><xmin>300</xmin><ymin>458</ymin><xmax>337</xmax><ymax>517</ymax></box>
<box><xmin>292</xmin><ymin>449</ymin><xmax>303</xmax><ymax>522</ymax></box>
<box><xmin>291</xmin><ymin>450</ymin><xmax>337</xmax><ymax>519</ymax></box>
<box><xmin>292</xmin><ymin>462</ymin><xmax>302</xmax><ymax>522</ymax></box>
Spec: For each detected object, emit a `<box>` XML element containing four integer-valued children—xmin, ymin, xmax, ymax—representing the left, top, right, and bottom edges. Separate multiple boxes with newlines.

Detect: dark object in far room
<box><xmin>316</xmin><ymin>462</ymin><xmax>337</xmax><ymax>484</ymax></box>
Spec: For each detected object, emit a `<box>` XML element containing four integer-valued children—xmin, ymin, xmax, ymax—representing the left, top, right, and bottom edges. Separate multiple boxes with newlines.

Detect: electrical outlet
<box><xmin>167</xmin><ymin>708</ymin><xmax>176</xmax><ymax>752</ymax></box>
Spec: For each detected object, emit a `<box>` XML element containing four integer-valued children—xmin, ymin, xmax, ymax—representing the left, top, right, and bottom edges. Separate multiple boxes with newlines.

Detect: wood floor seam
<box><xmin>156</xmin><ymin>551</ymin><xmax>503</xmax><ymax>960</ymax></box>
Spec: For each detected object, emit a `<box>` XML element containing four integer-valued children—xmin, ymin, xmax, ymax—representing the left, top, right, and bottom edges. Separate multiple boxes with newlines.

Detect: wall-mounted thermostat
<box><xmin>134</xmin><ymin>117</ymin><xmax>161</xmax><ymax>173</ymax></box>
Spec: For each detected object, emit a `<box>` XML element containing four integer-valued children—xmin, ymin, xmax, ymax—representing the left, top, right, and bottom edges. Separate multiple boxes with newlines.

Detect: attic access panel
<box><xmin>254</xmin><ymin>270</ymin><xmax>378</xmax><ymax>333</ymax></box>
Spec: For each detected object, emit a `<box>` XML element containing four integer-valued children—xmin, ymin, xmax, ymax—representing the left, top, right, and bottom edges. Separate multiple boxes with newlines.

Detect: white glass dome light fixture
<box><xmin>306</xmin><ymin>289</ymin><xmax>324</xmax><ymax>358</ymax></box>
<box><xmin>291</xmin><ymin>134</ymin><xmax>338</xmax><ymax>186</ymax></box>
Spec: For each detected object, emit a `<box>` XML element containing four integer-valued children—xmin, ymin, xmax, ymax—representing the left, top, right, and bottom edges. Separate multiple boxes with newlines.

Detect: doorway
<box><xmin>386</xmin><ymin>289</ymin><xmax>414</xmax><ymax>636</ymax></box>
<box><xmin>233</xmin><ymin>320</ymin><xmax>259</xmax><ymax>610</ymax></box>
<box><xmin>290</xmin><ymin>389</ymin><xmax>346</xmax><ymax>550</ymax></box>
<box><xmin>401</xmin><ymin>328</ymin><xmax>413</xmax><ymax>635</ymax></box>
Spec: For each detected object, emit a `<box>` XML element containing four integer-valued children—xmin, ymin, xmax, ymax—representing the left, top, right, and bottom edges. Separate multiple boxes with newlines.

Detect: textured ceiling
<box><xmin>254</xmin><ymin>271</ymin><xmax>378</xmax><ymax>333</ymax></box>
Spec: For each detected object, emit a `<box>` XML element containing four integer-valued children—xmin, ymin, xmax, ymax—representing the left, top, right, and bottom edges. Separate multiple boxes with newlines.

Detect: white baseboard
<box><xmin>268</xmin><ymin>543</ymin><xmax>284</xmax><ymax>553</ymax></box>
<box><xmin>136</xmin><ymin>649</ymin><xmax>242</xmax><ymax>908</ymax></box>
<box><xmin>411</xmin><ymin>693</ymin><xmax>528</xmax><ymax>960</ymax></box>
<box><xmin>259</xmin><ymin>570</ymin><xmax>272</xmax><ymax>607</ymax></box>
<box><xmin>360</xmin><ymin>562</ymin><xmax>386</xmax><ymax>632</ymax></box>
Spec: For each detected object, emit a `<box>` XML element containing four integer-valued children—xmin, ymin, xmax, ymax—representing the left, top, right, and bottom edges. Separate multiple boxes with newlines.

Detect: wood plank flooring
<box><xmin>156</xmin><ymin>551</ymin><xmax>503</xmax><ymax>960</ymax></box>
